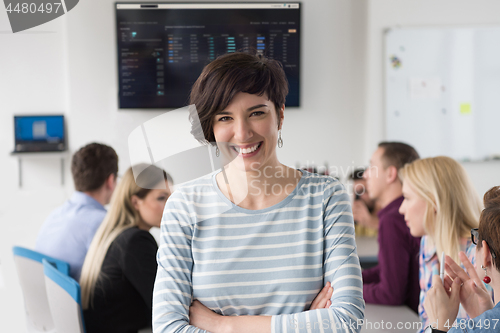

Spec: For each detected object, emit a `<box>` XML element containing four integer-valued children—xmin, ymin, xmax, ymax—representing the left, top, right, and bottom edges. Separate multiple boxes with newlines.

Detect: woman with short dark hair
<box><xmin>152</xmin><ymin>52</ymin><xmax>364</xmax><ymax>333</ymax></box>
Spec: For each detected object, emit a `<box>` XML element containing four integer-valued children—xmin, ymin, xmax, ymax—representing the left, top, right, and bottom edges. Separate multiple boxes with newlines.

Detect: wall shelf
<box><xmin>10</xmin><ymin>151</ymin><xmax>69</xmax><ymax>188</ymax></box>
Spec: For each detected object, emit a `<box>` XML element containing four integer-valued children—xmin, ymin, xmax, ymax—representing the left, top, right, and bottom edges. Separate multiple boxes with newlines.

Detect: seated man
<box><xmin>35</xmin><ymin>143</ymin><xmax>118</xmax><ymax>280</ymax></box>
<box><xmin>362</xmin><ymin>141</ymin><xmax>421</xmax><ymax>313</ymax></box>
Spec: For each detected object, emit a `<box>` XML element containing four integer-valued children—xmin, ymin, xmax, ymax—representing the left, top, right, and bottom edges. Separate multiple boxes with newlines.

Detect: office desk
<box><xmin>356</xmin><ymin>236</ymin><xmax>379</xmax><ymax>269</ymax></box>
<box><xmin>361</xmin><ymin>304</ymin><xmax>420</xmax><ymax>332</ymax></box>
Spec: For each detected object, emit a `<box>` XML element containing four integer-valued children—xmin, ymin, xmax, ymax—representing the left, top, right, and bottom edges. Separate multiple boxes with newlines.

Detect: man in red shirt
<box><xmin>362</xmin><ymin>141</ymin><xmax>421</xmax><ymax>313</ymax></box>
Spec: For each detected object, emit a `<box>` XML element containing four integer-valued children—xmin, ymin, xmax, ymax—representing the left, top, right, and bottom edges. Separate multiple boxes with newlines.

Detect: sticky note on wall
<box><xmin>460</xmin><ymin>103</ymin><xmax>472</xmax><ymax>115</ymax></box>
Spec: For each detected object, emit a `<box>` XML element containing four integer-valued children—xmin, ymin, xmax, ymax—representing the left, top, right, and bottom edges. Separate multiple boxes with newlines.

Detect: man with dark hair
<box><xmin>36</xmin><ymin>143</ymin><xmax>118</xmax><ymax>280</ymax></box>
<box><xmin>362</xmin><ymin>141</ymin><xmax>421</xmax><ymax>313</ymax></box>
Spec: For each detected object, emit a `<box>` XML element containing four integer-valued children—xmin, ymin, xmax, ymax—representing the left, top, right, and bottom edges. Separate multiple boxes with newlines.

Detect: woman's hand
<box><xmin>444</xmin><ymin>252</ymin><xmax>494</xmax><ymax>318</ymax></box>
<box><xmin>190</xmin><ymin>300</ymin><xmax>272</xmax><ymax>333</ymax></box>
<box><xmin>309</xmin><ymin>281</ymin><xmax>333</xmax><ymax>310</ymax></box>
<box><xmin>189</xmin><ymin>283</ymin><xmax>335</xmax><ymax>333</ymax></box>
<box><xmin>190</xmin><ymin>300</ymin><xmax>227</xmax><ymax>333</ymax></box>
<box><xmin>423</xmin><ymin>274</ymin><xmax>461</xmax><ymax>331</ymax></box>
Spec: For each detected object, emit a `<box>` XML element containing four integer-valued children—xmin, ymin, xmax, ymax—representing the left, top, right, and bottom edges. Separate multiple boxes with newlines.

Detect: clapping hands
<box><xmin>423</xmin><ymin>274</ymin><xmax>461</xmax><ymax>331</ymax></box>
<box><xmin>423</xmin><ymin>252</ymin><xmax>495</xmax><ymax>331</ymax></box>
<box><xmin>443</xmin><ymin>252</ymin><xmax>494</xmax><ymax>318</ymax></box>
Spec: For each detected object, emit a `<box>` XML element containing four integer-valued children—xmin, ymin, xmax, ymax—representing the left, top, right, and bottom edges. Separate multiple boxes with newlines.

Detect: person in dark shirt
<box><xmin>362</xmin><ymin>142</ymin><xmax>421</xmax><ymax>313</ymax></box>
<box><xmin>80</xmin><ymin>164</ymin><xmax>172</xmax><ymax>333</ymax></box>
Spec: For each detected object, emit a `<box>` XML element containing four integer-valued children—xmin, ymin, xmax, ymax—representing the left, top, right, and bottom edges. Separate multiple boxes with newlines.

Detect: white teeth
<box><xmin>240</xmin><ymin>143</ymin><xmax>260</xmax><ymax>154</ymax></box>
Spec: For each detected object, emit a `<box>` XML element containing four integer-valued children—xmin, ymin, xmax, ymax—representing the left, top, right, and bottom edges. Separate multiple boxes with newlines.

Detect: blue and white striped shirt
<box><xmin>153</xmin><ymin>170</ymin><xmax>364</xmax><ymax>333</ymax></box>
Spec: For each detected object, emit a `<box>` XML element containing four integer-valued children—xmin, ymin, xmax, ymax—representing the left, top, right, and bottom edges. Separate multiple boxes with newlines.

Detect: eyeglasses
<box><xmin>471</xmin><ymin>228</ymin><xmax>497</xmax><ymax>259</ymax></box>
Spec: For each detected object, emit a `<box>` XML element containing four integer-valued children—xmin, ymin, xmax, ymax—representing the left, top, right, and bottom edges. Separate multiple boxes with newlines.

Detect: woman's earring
<box><xmin>482</xmin><ymin>265</ymin><xmax>491</xmax><ymax>284</ymax></box>
<box><xmin>216</xmin><ymin>146</ymin><xmax>220</xmax><ymax>157</ymax></box>
<box><xmin>277</xmin><ymin>130</ymin><xmax>283</xmax><ymax>148</ymax></box>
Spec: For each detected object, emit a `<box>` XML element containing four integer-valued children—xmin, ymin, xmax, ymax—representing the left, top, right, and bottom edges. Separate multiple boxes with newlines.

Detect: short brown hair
<box><xmin>478</xmin><ymin>186</ymin><xmax>500</xmax><ymax>271</ymax></box>
<box><xmin>189</xmin><ymin>52</ymin><xmax>289</xmax><ymax>144</ymax></box>
<box><xmin>378</xmin><ymin>142</ymin><xmax>420</xmax><ymax>171</ymax></box>
<box><xmin>71</xmin><ymin>143</ymin><xmax>118</xmax><ymax>192</ymax></box>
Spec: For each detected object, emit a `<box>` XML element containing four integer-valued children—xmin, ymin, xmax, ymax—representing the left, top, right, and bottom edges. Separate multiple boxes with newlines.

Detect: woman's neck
<box><xmin>488</xmin><ymin>269</ymin><xmax>500</xmax><ymax>306</ymax></box>
<box><xmin>136</xmin><ymin>219</ymin><xmax>152</xmax><ymax>231</ymax></box>
<box><xmin>216</xmin><ymin>164</ymin><xmax>302</xmax><ymax>210</ymax></box>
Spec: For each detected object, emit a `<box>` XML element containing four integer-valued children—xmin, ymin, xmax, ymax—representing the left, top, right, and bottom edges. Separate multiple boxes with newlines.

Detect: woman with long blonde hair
<box><xmin>398</xmin><ymin>156</ymin><xmax>490</xmax><ymax>332</ymax></box>
<box><xmin>80</xmin><ymin>164</ymin><xmax>172</xmax><ymax>333</ymax></box>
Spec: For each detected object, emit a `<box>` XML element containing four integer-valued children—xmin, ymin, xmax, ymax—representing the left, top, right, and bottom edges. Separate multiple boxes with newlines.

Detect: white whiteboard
<box><xmin>385</xmin><ymin>27</ymin><xmax>500</xmax><ymax>161</ymax></box>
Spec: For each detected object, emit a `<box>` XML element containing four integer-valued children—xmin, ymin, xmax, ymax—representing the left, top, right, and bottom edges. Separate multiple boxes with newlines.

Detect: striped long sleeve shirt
<box><xmin>152</xmin><ymin>170</ymin><xmax>365</xmax><ymax>333</ymax></box>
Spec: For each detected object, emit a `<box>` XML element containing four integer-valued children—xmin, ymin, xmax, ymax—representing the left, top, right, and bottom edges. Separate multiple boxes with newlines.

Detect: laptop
<box><xmin>13</xmin><ymin>115</ymin><xmax>66</xmax><ymax>153</ymax></box>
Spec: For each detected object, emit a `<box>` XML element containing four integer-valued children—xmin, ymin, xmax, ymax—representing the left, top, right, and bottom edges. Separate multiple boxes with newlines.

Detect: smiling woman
<box><xmin>152</xmin><ymin>52</ymin><xmax>365</xmax><ymax>333</ymax></box>
<box><xmin>211</xmin><ymin>92</ymin><xmax>285</xmax><ymax>193</ymax></box>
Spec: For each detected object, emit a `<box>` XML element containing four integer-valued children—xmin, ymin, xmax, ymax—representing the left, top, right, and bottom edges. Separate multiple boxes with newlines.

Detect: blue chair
<box><xmin>42</xmin><ymin>259</ymin><xmax>86</xmax><ymax>333</ymax></box>
<box><xmin>12</xmin><ymin>246</ymin><xmax>70</xmax><ymax>333</ymax></box>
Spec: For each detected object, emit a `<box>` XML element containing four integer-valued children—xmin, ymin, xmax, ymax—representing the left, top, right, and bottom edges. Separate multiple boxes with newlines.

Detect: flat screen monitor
<box><xmin>116</xmin><ymin>2</ymin><xmax>301</xmax><ymax>109</ymax></box>
<box><xmin>13</xmin><ymin>115</ymin><xmax>65</xmax><ymax>152</ymax></box>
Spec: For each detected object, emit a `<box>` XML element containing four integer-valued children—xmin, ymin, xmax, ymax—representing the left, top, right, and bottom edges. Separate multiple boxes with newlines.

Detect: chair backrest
<box><xmin>42</xmin><ymin>259</ymin><xmax>86</xmax><ymax>333</ymax></box>
<box><xmin>12</xmin><ymin>246</ymin><xmax>70</xmax><ymax>333</ymax></box>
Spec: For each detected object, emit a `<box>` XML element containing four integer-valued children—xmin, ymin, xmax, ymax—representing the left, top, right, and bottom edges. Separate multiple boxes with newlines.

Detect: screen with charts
<box><xmin>116</xmin><ymin>3</ymin><xmax>301</xmax><ymax>109</ymax></box>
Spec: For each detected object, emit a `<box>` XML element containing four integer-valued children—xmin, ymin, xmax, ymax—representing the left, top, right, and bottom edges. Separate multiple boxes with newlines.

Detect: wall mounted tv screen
<box><xmin>116</xmin><ymin>3</ymin><xmax>300</xmax><ymax>109</ymax></box>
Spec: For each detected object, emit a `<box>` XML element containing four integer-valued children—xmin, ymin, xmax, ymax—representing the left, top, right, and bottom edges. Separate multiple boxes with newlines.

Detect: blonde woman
<box><xmin>398</xmin><ymin>156</ymin><xmax>491</xmax><ymax>332</ymax></box>
<box><xmin>80</xmin><ymin>164</ymin><xmax>172</xmax><ymax>333</ymax></box>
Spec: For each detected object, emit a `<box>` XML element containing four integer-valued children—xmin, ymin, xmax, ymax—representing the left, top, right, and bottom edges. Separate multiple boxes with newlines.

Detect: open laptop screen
<box><xmin>14</xmin><ymin>115</ymin><xmax>65</xmax><ymax>152</ymax></box>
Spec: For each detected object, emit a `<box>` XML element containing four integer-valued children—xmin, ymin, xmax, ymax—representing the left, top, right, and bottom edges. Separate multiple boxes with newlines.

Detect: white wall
<box><xmin>0</xmin><ymin>9</ymin><xmax>71</xmax><ymax>328</ymax></box>
<box><xmin>364</xmin><ymin>0</ymin><xmax>500</xmax><ymax>195</ymax></box>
